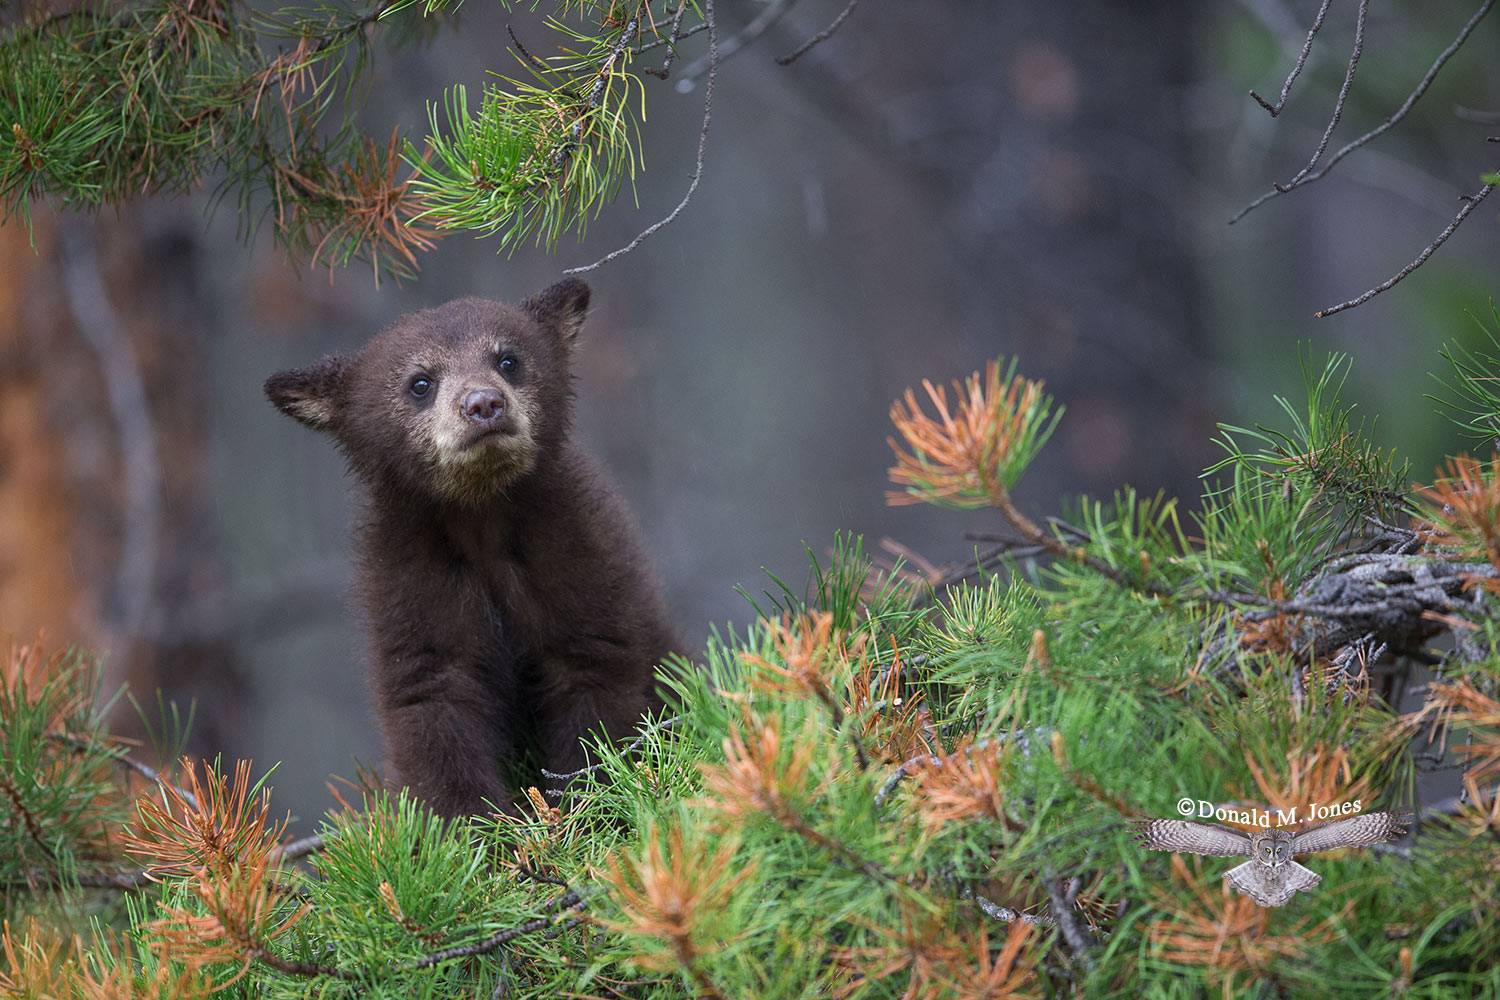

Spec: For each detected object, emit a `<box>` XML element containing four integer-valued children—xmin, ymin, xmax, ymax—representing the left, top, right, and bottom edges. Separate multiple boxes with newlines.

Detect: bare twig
<box><xmin>643</xmin><ymin>0</ymin><xmax>690</xmax><ymax>79</ymax></box>
<box><xmin>777</xmin><ymin>0</ymin><xmax>861</xmax><ymax>65</ymax></box>
<box><xmin>403</xmin><ymin>890</ymin><xmax>586</xmax><ymax>969</ymax></box>
<box><xmin>1249</xmin><ymin>0</ymin><xmax>1335</xmax><ymax>117</ymax></box>
<box><xmin>1045</xmin><ymin>873</ymin><xmax>1096</xmax><ymax>970</ymax></box>
<box><xmin>1279</xmin><ymin>0</ymin><xmax>1368</xmax><ymax>191</ymax></box>
<box><xmin>563</xmin><ymin>0</ymin><xmax>717</xmax><ymax>273</ymax></box>
<box><xmin>540</xmin><ymin>716</ymin><xmax>680</xmax><ymax>785</ymax></box>
<box><xmin>956</xmin><ymin>884</ymin><xmax>1053</xmax><ymax>926</ymax></box>
<box><xmin>273</xmin><ymin>832</ymin><xmax>328</xmax><ymax>863</ymax></box>
<box><xmin>637</xmin><ymin>19</ymin><xmax>707</xmax><ymax>53</ymax></box>
<box><xmin>49</xmin><ymin>733</ymin><xmax>201</xmax><ymax>811</ymax></box>
<box><xmin>674</xmin><ymin>0</ymin><xmax>794</xmax><ymax>92</ymax></box>
<box><xmin>1314</xmin><ymin>179</ymin><xmax>1494</xmax><ymax>318</ymax></box>
<box><xmin>506</xmin><ymin>23</ymin><xmax>551</xmax><ymax>73</ymax></box>
<box><xmin>1232</xmin><ymin>0</ymin><xmax>1495</xmax><ymax>223</ymax></box>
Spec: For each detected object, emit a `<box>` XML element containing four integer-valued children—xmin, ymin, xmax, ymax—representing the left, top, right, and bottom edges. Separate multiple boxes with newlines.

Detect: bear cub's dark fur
<box><xmin>265</xmin><ymin>279</ymin><xmax>675</xmax><ymax>816</ymax></box>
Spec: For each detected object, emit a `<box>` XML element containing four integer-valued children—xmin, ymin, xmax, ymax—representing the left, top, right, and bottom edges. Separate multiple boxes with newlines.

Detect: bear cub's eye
<box><xmin>497</xmin><ymin>354</ymin><xmax>520</xmax><ymax>378</ymax></box>
<box><xmin>408</xmin><ymin>375</ymin><xmax>434</xmax><ymax>399</ymax></box>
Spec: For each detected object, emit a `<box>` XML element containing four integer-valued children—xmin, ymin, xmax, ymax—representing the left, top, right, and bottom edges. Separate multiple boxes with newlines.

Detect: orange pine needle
<box><xmin>698</xmin><ymin>712</ymin><xmax>819</xmax><ymax>822</ymax></box>
<box><xmin>1239</xmin><ymin>744</ymin><xmax>1369</xmax><ymax>820</ymax></box>
<box><xmin>887</xmin><ymin>360</ymin><xmax>1052</xmax><ymax>509</ymax></box>
<box><xmin>600</xmin><ymin>825</ymin><xmax>754</xmax><ymax>978</ymax></box>
<box><xmin>1405</xmin><ymin>680</ymin><xmax>1500</xmax><ymax>784</ymax></box>
<box><xmin>1416</xmin><ymin>455</ymin><xmax>1500</xmax><ymax>587</ymax></box>
<box><xmin>1148</xmin><ymin>857</ymin><xmax>1342</xmax><ymax>994</ymax></box>
<box><xmin>912</xmin><ymin>739</ymin><xmax>1011</xmax><ymax>833</ymax></box>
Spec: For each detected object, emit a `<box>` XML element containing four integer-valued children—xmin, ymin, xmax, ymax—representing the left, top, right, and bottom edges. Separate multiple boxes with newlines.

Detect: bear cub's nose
<box><xmin>461</xmin><ymin>388</ymin><xmax>507</xmax><ymax>426</ymax></box>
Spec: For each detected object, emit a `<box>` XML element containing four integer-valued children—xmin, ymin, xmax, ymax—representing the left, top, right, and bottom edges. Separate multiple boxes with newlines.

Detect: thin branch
<box><xmin>506</xmin><ymin>23</ymin><xmax>551</xmax><ymax>74</ymax></box>
<box><xmin>1279</xmin><ymin>0</ymin><xmax>1369</xmax><ymax>190</ymax></box>
<box><xmin>17</xmin><ymin>831</ymin><xmax>328</xmax><ymax>896</ymax></box>
<box><xmin>874</xmin><ymin>752</ymin><xmax>941</xmax><ymax>806</ymax></box>
<box><xmin>1248</xmin><ymin>0</ymin><xmax>1335</xmax><ymax>117</ymax></box>
<box><xmin>563</xmin><ymin>0</ymin><xmax>717</xmax><ymax>273</ymax></box>
<box><xmin>770</xmin><ymin>800</ymin><xmax>903</xmax><ymax>885</ymax></box>
<box><xmin>1045</xmin><ymin>873</ymin><xmax>1096</xmax><ymax>970</ymax></box>
<box><xmin>49</xmin><ymin>733</ymin><xmax>201</xmax><ymax>811</ymax></box>
<box><xmin>988</xmin><ymin>491</ymin><xmax>1168</xmax><ymax>598</ymax></box>
<box><xmin>636</xmin><ymin>19</ymin><xmax>707</xmax><ymax>53</ymax></box>
<box><xmin>8</xmin><ymin>869</ymin><xmax>152</xmax><ymax>891</ymax></box>
<box><xmin>195</xmin><ymin>883</ymin><xmax>587</xmax><ymax>979</ymax></box>
<box><xmin>642</xmin><ymin>0</ymin><xmax>690</xmax><ymax>79</ymax></box>
<box><xmin>0</xmin><ymin>773</ymin><xmax>57</xmax><ymax>862</ymax></box>
<box><xmin>252</xmin><ymin>949</ymin><xmax>356</xmax><ymax>980</ymax></box>
<box><xmin>553</xmin><ymin>1</ymin><xmax>649</xmax><ymax>171</ymax></box>
<box><xmin>674</xmin><ymin>0</ymin><xmax>795</xmax><ymax>92</ymax></box>
<box><xmin>273</xmin><ymin>832</ymin><xmax>328</xmax><ymax>863</ymax></box>
<box><xmin>540</xmin><ymin>716</ymin><xmax>680</xmax><ymax>785</ymax></box>
<box><xmin>1314</xmin><ymin>180</ymin><xmax>1494</xmax><ymax>318</ymax></box>
<box><xmin>777</xmin><ymin>0</ymin><xmax>861</xmax><ymax>66</ymax></box>
<box><xmin>1232</xmin><ymin>0</ymin><xmax>1494</xmax><ymax>223</ymax></box>
<box><xmin>957</xmin><ymin>884</ymin><xmax>1053</xmax><ymax>927</ymax></box>
<box><xmin>402</xmin><ymin>890</ymin><xmax>586</xmax><ymax>969</ymax></box>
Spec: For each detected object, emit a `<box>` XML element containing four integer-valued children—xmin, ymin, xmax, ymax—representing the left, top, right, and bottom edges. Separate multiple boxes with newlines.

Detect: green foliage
<box><xmin>0</xmin><ymin>644</ymin><xmax>127</xmax><ymax>885</ymax></box>
<box><xmin>0</xmin><ymin>0</ymin><xmax>711</xmax><ymax>275</ymax></box>
<box><xmin>5</xmin><ymin>345</ymin><xmax>1500</xmax><ymax>997</ymax></box>
<box><xmin>1207</xmin><ymin>351</ymin><xmax>1409</xmax><ymax>548</ymax></box>
<box><xmin>1432</xmin><ymin>302</ymin><xmax>1500</xmax><ymax>445</ymax></box>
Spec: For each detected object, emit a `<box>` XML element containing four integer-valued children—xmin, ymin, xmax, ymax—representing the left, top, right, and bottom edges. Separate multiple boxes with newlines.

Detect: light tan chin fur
<box><xmin>432</xmin><ymin>440</ymin><xmax>537</xmax><ymax>505</ymax></box>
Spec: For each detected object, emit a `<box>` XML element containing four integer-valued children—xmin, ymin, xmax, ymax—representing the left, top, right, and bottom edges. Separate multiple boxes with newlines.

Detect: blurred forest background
<box><xmin>1</xmin><ymin>0</ymin><xmax>1497</xmax><ymax>823</ymax></box>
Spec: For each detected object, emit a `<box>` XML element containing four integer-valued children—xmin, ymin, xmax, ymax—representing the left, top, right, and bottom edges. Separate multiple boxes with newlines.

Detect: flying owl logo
<box><xmin>1134</xmin><ymin>811</ymin><xmax>1412</xmax><ymax>907</ymax></box>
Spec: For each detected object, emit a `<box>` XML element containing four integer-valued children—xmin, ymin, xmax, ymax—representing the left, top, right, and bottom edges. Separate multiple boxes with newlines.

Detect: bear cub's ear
<box><xmin>265</xmin><ymin>356</ymin><xmax>349</xmax><ymax>432</ymax></box>
<box><xmin>522</xmin><ymin>277</ymin><xmax>591</xmax><ymax>343</ymax></box>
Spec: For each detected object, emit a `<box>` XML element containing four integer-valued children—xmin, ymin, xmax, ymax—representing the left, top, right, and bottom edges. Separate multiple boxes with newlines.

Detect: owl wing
<box><xmin>1134</xmin><ymin>819</ymin><xmax>1253</xmax><ymax>857</ymax></box>
<box><xmin>1224</xmin><ymin>860</ymin><xmax>1321</xmax><ymax>908</ymax></box>
<box><xmin>1290</xmin><ymin>811</ymin><xmax>1412</xmax><ymax>856</ymax></box>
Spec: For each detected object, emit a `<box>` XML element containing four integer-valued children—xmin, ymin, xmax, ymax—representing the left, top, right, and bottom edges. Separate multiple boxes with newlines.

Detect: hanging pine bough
<box><xmin>7</xmin><ymin>326</ymin><xmax>1500</xmax><ymax>995</ymax></box>
<box><xmin>0</xmin><ymin>0</ymin><xmax>862</xmax><ymax>278</ymax></box>
<box><xmin>0</xmin><ymin>0</ymin><xmax>741</xmax><ymax>277</ymax></box>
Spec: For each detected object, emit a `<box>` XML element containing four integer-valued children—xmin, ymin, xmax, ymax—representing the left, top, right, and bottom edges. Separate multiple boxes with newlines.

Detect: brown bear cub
<box><xmin>265</xmin><ymin>279</ymin><xmax>676</xmax><ymax>817</ymax></box>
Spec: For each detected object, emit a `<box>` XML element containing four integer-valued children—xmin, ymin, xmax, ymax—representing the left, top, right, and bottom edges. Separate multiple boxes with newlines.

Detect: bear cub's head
<box><xmin>265</xmin><ymin>278</ymin><xmax>590</xmax><ymax>505</ymax></box>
